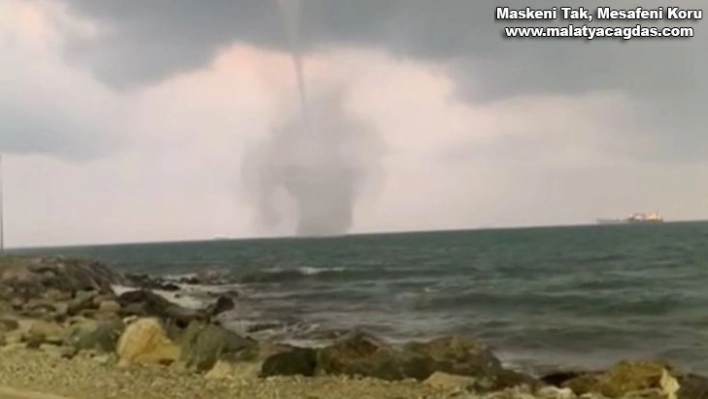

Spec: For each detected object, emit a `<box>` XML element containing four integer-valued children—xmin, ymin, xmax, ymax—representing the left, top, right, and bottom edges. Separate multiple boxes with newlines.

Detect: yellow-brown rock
<box><xmin>116</xmin><ymin>318</ymin><xmax>180</xmax><ymax>367</ymax></box>
<box><xmin>598</xmin><ymin>360</ymin><xmax>677</xmax><ymax>398</ymax></box>
<box><xmin>563</xmin><ymin>360</ymin><xmax>679</xmax><ymax>399</ymax></box>
<box><xmin>24</xmin><ymin>320</ymin><xmax>66</xmax><ymax>346</ymax></box>
<box><xmin>98</xmin><ymin>300</ymin><xmax>121</xmax><ymax>314</ymax></box>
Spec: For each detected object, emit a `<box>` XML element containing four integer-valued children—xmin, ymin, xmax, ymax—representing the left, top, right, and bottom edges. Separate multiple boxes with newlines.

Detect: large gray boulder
<box><xmin>66</xmin><ymin>318</ymin><xmax>126</xmax><ymax>352</ymax></box>
<box><xmin>400</xmin><ymin>335</ymin><xmax>504</xmax><ymax>380</ymax></box>
<box><xmin>178</xmin><ymin>320</ymin><xmax>258</xmax><ymax>372</ymax></box>
<box><xmin>260</xmin><ymin>347</ymin><xmax>318</xmax><ymax>377</ymax></box>
<box><xmin>313</xmin><ymin>332</ymin><xmax>515</xmax><ymax>384</ymax></box>
<box><xmin>316</xmin><ymin>331</ymin><xmax>410</xmax><ymax>380</ymax></box>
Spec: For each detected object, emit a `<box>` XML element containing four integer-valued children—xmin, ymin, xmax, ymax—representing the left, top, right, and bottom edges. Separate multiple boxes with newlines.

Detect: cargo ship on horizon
<box><xmin>596</xmin><ymin>212</ymin><xmax>664</xmax><ymax>225</ymax></box>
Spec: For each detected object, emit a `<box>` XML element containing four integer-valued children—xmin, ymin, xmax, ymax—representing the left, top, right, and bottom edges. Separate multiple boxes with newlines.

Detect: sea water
<box><xmin>17</xmin><ymin>222</ymin><xmax>708</xmax><ymax>374</ymax></box>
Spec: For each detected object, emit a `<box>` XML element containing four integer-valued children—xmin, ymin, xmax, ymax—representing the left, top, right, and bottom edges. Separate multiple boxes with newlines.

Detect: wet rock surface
<box><xmin>125</xmin><ymin>273</ymin><xmax>182</xmax><ymax>291</ymax></box>
<box><xmin>260</xmin><ymin>347</ymin><xmax>318</xmax><ymax>377</ymax></box>
<box><xmin>116</xmin><ymin>289</ymin><xmax>208</xmax><ymax>327</ymax></box>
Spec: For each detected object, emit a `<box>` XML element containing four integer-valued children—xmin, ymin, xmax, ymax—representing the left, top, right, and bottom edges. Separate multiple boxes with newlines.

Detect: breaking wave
<box><xmin>239</xmin><ymin>266</ymin><xmax>346</xmax><ymax>283</ymax></box>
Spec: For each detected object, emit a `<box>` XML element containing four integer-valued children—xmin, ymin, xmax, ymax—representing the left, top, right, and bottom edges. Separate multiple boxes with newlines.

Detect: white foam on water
<box><xmin>262</xmin><ymin>266</ymin><xmax>345</xmax><ymax>274</ymax></box>
<box><xmin>111</xmin><ymin>284</ymin><xmax>208</xmax><ymax>310</ymax></box>
<box><xmin>155</xmin><ymin>289</ymin><xmax>206</xmax><ymax>309</ymax></box>
<box><xmin>281</xmin><ymin>338</ymin><xmax>332</xmax><ymax>348</ymax></box>
<box><xmin>298</xmin><ymin>266</ymin><xmax>345</xmax><ymax>275</ymax></box>
<box><xmin>111</xmin><ymin>284</ymin><xmax>134</xmax><ymax>296</ymax></box>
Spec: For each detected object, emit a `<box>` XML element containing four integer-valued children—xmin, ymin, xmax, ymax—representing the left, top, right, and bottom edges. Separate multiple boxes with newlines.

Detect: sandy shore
<box><xmin>0</xmin><ymin>345</ymin><xmax>467</xmax><ymax>399</ymax></box>
<box><xmin>0</xmin><ymin>387</ymin><xmax>71</xmax><ymax>399</ymax></box>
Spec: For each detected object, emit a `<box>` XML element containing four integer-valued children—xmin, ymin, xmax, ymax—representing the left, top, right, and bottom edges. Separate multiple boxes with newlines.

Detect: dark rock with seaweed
<box><xmin>0</xmin><ymin>256</ymin><xmax>126</xmax><ymax>301</ymax></box>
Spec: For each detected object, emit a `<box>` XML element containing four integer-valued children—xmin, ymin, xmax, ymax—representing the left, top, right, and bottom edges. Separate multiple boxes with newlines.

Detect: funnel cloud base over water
<box><xmin>242</xmin><ymin>0</ymin><xmax>382</xmax><ymax>237</ymax></box>
<box><xmin>242</xmin><ymin>91</ymin><xmax>383</xmax><ymax>237</ymax></box>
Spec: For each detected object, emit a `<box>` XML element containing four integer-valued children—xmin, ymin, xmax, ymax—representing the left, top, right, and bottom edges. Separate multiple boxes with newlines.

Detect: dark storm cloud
<box><xmin>0</xmin><ymin>103</ymin><xmax>115</xmax><ymax>160</ymax></box>
<box><xmin>56</xmin><ymin>0</ymin><xmax>706</xmax><ymax>161</ymax></box>
<box><xmin>57</xmin><ymin>1</ymin><xmax>283</xmax><ymax>88</ymax></box>
<box><xmin>55</xmin><ymin>0</ymin><xmax>490</xmax><ymax>87</ymax></box>
<box><xmin>0</xmin><ymin>68</ymin><xmax>121</xmax><ymax>161</ymax></box>
<box><xmin>56</xmin><ymin>0</ymin><xmax>704</xmax><ymax>90</ymax></box>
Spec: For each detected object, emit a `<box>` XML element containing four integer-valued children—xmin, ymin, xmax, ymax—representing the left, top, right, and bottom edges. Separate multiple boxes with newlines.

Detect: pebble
<box><xmin>0</xmin><ymin>347</ymin><xmax>474</xmax><ymax>399</ymax></box>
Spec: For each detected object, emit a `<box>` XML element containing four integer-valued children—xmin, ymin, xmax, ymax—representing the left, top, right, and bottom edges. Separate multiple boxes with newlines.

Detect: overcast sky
<box><xmin>1</xmin><ymin>0</ymin><xmax>706</xmax><ymax>247</ymax></box>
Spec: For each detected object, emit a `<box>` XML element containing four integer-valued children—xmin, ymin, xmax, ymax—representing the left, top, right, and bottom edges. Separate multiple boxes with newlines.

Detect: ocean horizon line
<box><xmin>7</xmin><ymin>218</ymin><xmax>707</xmax><ymax>252</ymax></box>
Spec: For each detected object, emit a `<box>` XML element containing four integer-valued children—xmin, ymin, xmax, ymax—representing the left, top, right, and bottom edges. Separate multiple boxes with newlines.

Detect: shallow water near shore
<box><xmin>15</xmin><ymin>222</ymin><xmax>708</xmax><ymax>374</ymax></box>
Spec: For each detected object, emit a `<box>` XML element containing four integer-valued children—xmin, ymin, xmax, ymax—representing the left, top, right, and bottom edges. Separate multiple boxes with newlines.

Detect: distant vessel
<box><xmin>597</xmin><ymin>212</ymin><xmax>664</xmax><ymax>225</ymax></box>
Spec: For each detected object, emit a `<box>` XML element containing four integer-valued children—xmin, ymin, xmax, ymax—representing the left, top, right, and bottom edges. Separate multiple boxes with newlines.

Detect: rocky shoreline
<box><xmin>0</xmin><ymin>255</ymin><xmax>705</xmax><ymax>399</ymax></box>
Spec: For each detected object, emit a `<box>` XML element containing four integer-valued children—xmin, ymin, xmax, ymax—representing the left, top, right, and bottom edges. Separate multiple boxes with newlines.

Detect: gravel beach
<box><xmin>0</xmin><ymin>346</ymin><xmax>459</xmax><ymax>399</ymax></box>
